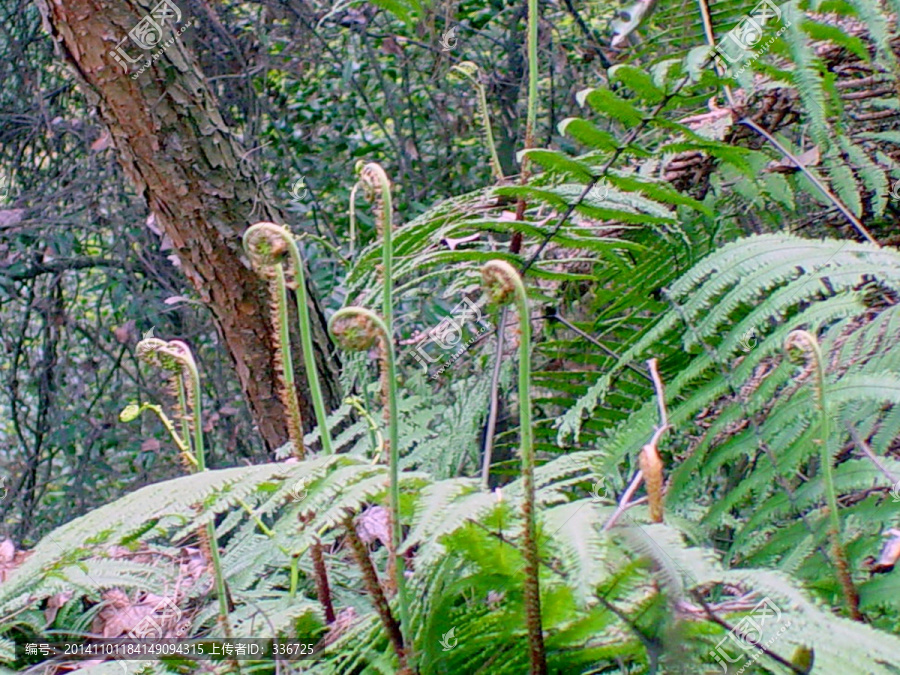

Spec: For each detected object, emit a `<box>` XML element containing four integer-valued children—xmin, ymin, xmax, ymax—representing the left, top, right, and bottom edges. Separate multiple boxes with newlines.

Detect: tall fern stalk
<box><xmin>244</xmin><ymin>232</ymin><xmax>305</xmax><ymax>456</ymax></box>
<box><xmin>359</xmin><ymin>163</ymin><xmax>395</xmax><ymax>441</ymax></box>
<box><xmin>328</xmin><ymin>306</ymin><xmax>413</xmax><ymax>666</ymax></box>
<box><xmin>785</xmin><ymin>330</ymin><xmax>861</xmax><ymax>621</ymax></box>
<box><xmin>524</xmin><ymin>0</ymin><xmax>538</xmax><ymax>178</ymax></box>
<box><xmin>244</xmin><ymin>222</ymin><xmax>333</xmax><ymax>455</ymax></box>
<box><xmin>449</xmin><ymin>62</ymin><xmax>504</xmax><ymax>182</ymax></box>
<box><xmin>481</xmin><ymin>260</ymin><xmax>547</xmax><ymax>674</ymax></box>
<box><xmin>135</xmin><ymin>338</ymin><xmax>233</xmax><ymax>639</ymax></box>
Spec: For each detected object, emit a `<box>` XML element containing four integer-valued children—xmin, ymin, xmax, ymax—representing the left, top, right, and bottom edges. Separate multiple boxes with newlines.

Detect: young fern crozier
<box><xmin>243</xmin><ymin>226</ymin><xmax>306</xmax><ymax>457</ymax></box>
<box><xmin>358</xmin><ymin>163</ymin><xmax>395</xmax><ymax>460</ymax></box>
<box><xmin>448</xmin><ymin>62</ymin><xmax>504</xmax><ymax>182</ymax></box>
<box><xmin>328</xmin><ymin>307</ymin><xmax>413</xmax><ymax>667</ymax></box>
<box><xmin>243</xmin><ymin>222</ymin><xmax>333</xmax><ymax>455</ymax></box>
<box><xmin>784</xmin><ymin>330</ymin><xmax>861</xmax><ymax>621</ymax></box>
<box><xmin>133</xmin><ymin>337</ymin><xmax>234</xmax><ymax>640</ymax></box>
<box><xmin>480</xmin><ymin>260</ymin><xmax>547</xmax><ymax>675</ymax></box>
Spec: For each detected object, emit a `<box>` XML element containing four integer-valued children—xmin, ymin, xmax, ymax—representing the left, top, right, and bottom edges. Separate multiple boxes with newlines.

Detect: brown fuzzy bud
<box><xmin>331</xmin><ymin>313</ymin><xmax>379</xmax><ymax>351</ymax></box>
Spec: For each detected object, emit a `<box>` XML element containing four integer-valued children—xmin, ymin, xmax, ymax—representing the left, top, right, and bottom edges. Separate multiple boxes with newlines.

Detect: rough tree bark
<box><xmin>36</xmin><ymin>0</ymin><xmax>340</xmax><ymax>451</ymax></box>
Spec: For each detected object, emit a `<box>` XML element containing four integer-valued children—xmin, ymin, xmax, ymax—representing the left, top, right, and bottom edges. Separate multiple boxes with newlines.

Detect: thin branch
<box><xmin>845</xmin><ymin>422</ymin><xmax>899</xmax><ymax>484</ymax></box>
<box><xmin>739</xmin><ymin>118</ymin><xmax>879</xmax><ymax>246</ymax></box>
<box><xmin>647</xmin><ymin>358</ymin><xmax>670</xmax><ymax>446</ymax></box>
<box><xmin>690</xmin><ymin>590</ymin><xmax>808</xmax><ymax>675</ymax></box>
<box><xmin>481</xmin><ymin>306</ymin><xmax>508</xmax><ymax>487</ymax></box>
<box><xmin>602</xmin><ymin>469</ymin><xmax>645</xmax><ymax>531</ymax></box>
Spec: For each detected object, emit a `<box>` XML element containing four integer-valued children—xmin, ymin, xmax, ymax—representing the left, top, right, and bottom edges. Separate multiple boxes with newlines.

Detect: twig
<box><xmin>739</xmin><ymin>118</ymin><xmax>879</xmax><ymax>246</ymax></box>
<box><xmin>602</xmin><ymin>469</ymin><xmax>645</xmax><ymax>531</ymax></box>
<box><xmin>520</xmin><ymin>59</ymin><xmax>714</xmax><ymax>275</ymax></box>
<box><xmin>540</xmin><ymin>310</ymin><xmax>653</xmax><ymax>384</ymax></box>
<box><xmin>481</xmin><ymin>307</ymin><xmax>508</xmax><ymax>487</ymax></box>
<box><xmin>648</xmin><ymin>358</ymin><xmax>670</xmax><ymax>443</ymax></box>
<box><xmin>690</xmin><ymin>590</ymin><xmax>808</xmax><ymax>675</ymax></box>
<box><xmin>846</xmin><ymin>422</ymin><xmax>899</xmax><ymax>484</ymax></box>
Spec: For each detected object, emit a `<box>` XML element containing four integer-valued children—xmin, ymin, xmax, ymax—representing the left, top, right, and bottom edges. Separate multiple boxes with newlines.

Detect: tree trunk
<box><xmin>37</xmin><ymin>0</ymin><xmax>340</xmax><ymax>451</ymax></box>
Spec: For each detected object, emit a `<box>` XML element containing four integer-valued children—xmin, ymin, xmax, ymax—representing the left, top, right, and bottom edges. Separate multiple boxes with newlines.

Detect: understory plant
<box><xmin>8</xmin><ymin>14</ymin><xmax>900</xmax><ymax>668</ymax></box>
<box><xmin>243</xmin><ymin>221</ymin><xmax>334</xmax><ymax>456</ymax></box>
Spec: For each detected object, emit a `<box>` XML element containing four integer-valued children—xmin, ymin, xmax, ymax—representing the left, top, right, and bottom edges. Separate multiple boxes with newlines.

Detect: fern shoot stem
<box><xmin>130</xmin><ymin>403</ymin><xmax>196</xmax><ymax>466</ymax></box>
<box><xmin>344</xmin><ymin>513</ymin><xmax>408</xmax><ymax>668</ymax></box>
<box><xmin>274</xmin><ymin>263</ymin><xmax>306</xmax><ymax>457</ymax></box>
<box><xmin>480</xmin><ymin>260</ymin><xmax>547</xmax><ymax>674</ymax></box>
<box><xmin>349</xmin><ymin>181</ymin><xmax>361</xmax><ymax>259</ymax></box>
<box><xmin>181</xmin><ymin>349</ymin><xmax>234</xmax><ymax>637</ymax></box>
<box><xmin>135</xmin><ymin>338</ymin><xmax>234</xmax><ymax>642</ymax></box>
<box><xmin>786</xmin><ymin>330</ymin><xmax>861</xmax><ymax>620</ymax></box>
<box><xmin>450</xmin><ymin>64</ymin><xmax>504</xmax><ymax>182</ymax></box>
<box><xmin>328</xmin><ymin>307</ymin><xmax>413</xmax><ymax>664</ymax></box>
<box><xmin>175</xmin><ymin>378</ymin><xmax>192</xmax><ymax>457</ymax></box>
<box><xmin>478</xmin><ymin>81</ymin><xmax>505</xmax><ymax>182</ymax></box>
<box><xmin>523</xmin><ymin>0</ymin><xmax>538</xmax><ymax>179</ymax></box>
<box><xmin>244</xmin><ymin>223</ymin><xmax>334</xmax><ymax>455</ymax></box>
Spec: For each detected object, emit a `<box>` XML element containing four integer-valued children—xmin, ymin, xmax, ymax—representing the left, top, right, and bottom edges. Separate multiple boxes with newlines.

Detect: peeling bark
<box><xmin>37</xmin><ymin>0</ymin><xmax>340</xmax><ymax>450</ymax></box>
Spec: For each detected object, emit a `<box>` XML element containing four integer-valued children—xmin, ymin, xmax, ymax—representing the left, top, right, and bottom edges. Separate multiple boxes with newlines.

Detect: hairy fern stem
<box><xmin>135</xmin><ymin>338</ymin><xmax>234</xmax><ymax>641</ymax></box>
<box><xmin>449</xmin><ymin>62</ymin><xmax>504</xmax><ymax>181</ymax></box>
<box><xmin>329</xmin><ymin>307</ymin><xmax>413</xmax><ymax>667</ymax></box>
<box><xmin>785</xmin><ymin>330</ymin><xmax>861</xmax><ymax>621</ymax></box>
<box><xmin>344</xmin><ymin>513</ymin><xmax>408</xmax><ymax>669</ymax></box>
<box><xmin>244</xmin><ymin>222</ymin><xmax>334</xmax><ymax>455</ymax></box>
<box><xmin>481</xmin><ymin>260</ymin><xmax>546</xmax><ymax>675</ymax></box>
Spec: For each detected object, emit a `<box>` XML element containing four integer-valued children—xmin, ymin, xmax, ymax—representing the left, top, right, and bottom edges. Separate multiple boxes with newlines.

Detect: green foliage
<box><xmin>6</xmin><ymin>0</ymin><xmax>900</xmax><ymax>672</ymax></box>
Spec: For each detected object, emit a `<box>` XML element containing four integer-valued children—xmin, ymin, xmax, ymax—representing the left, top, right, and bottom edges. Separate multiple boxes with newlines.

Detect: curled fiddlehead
<box><xmin>358</xmin><ymin>163</ymin><xmax>396</xmax><ymax>457</ymax></box>
<box><xmin>328</xmin><ymin>306</ymin><xmax>413</xmax><ymax>665</ymax></box>
<box><xmin>480</xmin><ymin>260</ymin><xmax>547</xmax><ymax>674</ymax></box>
<box><xmin>785</xmin><ymin>329</ymin><xmax>861</xmax><ymax>621</ymax></box>
<box><xmin>244</xmin><ymin>222</ymin><xmax>334</xmax><ymax>455</ymax></box>
<box><xmin>244</xmin><ymin>223</ymin><xmax>307</xmax><ymax>457</ymax></box>
<box><xmin>134</xmin><ymin>336</ymin><xmax>234</xmax><ymax>640</ymax></box>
